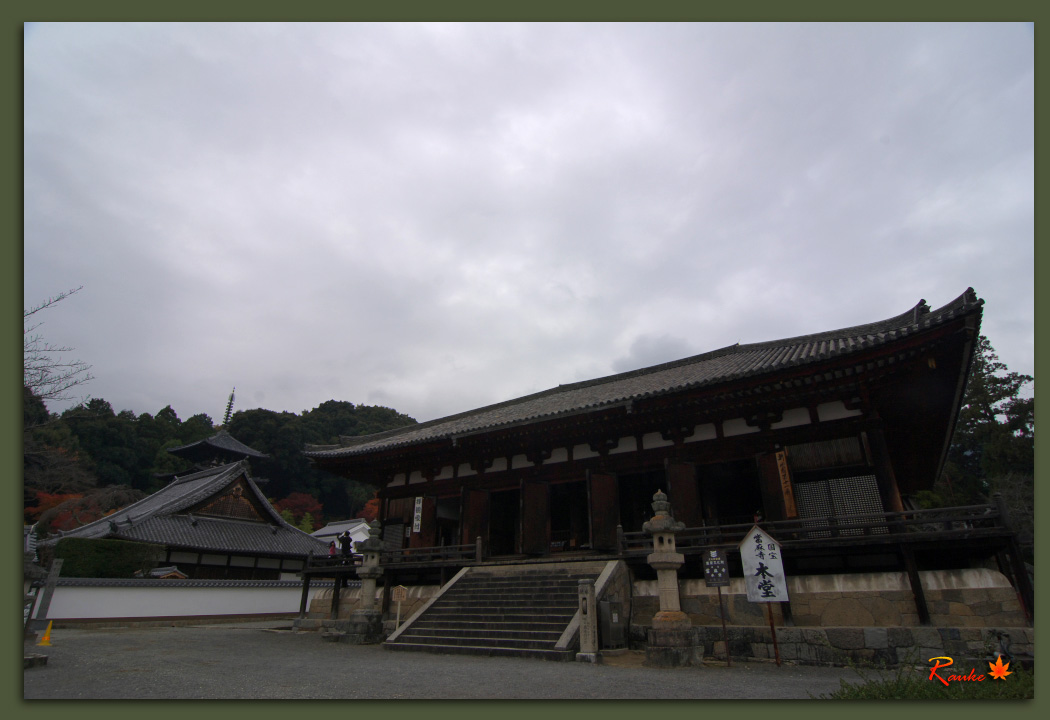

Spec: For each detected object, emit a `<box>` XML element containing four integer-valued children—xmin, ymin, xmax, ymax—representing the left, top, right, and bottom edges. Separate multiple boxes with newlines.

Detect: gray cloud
<box><xmin>23</xmin><ymin>22</ymin><xmax>1034</xmax><ymax>423</ymax></box>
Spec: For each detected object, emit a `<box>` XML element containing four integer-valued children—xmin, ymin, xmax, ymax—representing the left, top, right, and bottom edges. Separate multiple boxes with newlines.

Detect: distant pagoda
<box><xmin>167</xmin><ymin>429</ymin><xmax>269</xmax><ymax>468</ymax></box>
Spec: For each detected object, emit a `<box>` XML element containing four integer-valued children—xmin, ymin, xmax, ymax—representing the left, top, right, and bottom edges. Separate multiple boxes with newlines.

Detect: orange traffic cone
<box><xmin>37</xmin><ymin>621</ymin><xmax>53</xmax><ymax>647</ymax></box>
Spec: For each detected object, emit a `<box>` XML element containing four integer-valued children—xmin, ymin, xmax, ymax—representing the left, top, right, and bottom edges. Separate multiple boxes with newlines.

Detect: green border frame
<box><xmin>8</xmin><ymin>3</ymin><xmax>1045</xmax><ymax>719</ymax></box>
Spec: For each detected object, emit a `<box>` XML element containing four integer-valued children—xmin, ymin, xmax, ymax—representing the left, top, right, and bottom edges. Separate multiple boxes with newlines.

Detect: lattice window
<box><xmin>382</xmin><ymin>522</ymin><xmax>405</xmax><ymax>552</ymax></box>
<box><xmin>794</xmin><ymin>474</ymin><xmax>886</xmax><ymax>537</ymax></box>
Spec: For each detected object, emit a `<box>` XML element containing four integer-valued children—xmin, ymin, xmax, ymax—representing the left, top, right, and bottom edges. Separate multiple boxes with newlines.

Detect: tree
<box><xmin>24</xmin><ymin>287</ymin><xmax>93</xmax><ymax>407</ymax></box>
<box><xmin>33</xmin><ymin>485</ymin><xmax>146</xmax><ymax>535</ymax></box>
<box><xmin>937</xmin><ymin>335</ymin><xmax>1034</xmax><ymax>506</ymax></box>
<box><xmin>356</xmin><ymin>496</ymin><xmax>380</xmax><ymax>522</ymax></box>
<box><xmin>23</xmin><ymin>387</ymin><xmax>98</xmax><ymax>495</ymax></box>
<box><xmin>273</xmin><ymin>492</ymin><xmax>324</xmax><ymax>526</ymax></box>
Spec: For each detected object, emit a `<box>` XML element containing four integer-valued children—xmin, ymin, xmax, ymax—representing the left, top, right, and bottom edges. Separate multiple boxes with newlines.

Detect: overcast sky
<box><xmin>23</xmin><ymin>22</ymin><xmax>1034</xmax><ymax>425</ymax></box>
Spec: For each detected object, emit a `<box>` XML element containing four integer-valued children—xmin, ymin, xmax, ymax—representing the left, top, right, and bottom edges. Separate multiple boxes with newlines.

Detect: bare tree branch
<box><xmin>23</xmin><ymin>286</ymin><xmax>94</xmax><ymax>404</ymax></box>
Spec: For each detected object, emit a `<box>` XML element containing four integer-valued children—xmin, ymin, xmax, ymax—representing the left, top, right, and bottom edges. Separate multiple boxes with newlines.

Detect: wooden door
<box><xmin>588</xmin><ymin>470</ymin><xmax>619</xmax><ymax>550</ymax></box>
<box><xmin>521</xmin><ymin>479</ymin><xmax>549</xmax><ymax>555</ymax></box>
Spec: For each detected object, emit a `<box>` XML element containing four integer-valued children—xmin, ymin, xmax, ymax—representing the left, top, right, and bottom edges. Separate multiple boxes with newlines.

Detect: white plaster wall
<box><xmin>642</xmin><ymin>432</ymin><xmax>674</xmax><ymax>450</ymax></box>
<box><xmin>43</xmin><ymin>583</ymin><xmax>326</xmax><ymax>621</ymax></box>
<box><xmin>722</xmin><ymin>417</ymin><xmax>759</xmax><ymax>437</ymax></box>
<box><xmin>608</xmin><ymin>436</ymin><xmax>638</xmax><ymax>455</ymax></box>
<box><xmin>684</xmin><ymin>424</ymin><xmax>717</xmax><ymax>443</ymax></box>
<box><xmin>770</xmin><ymin>407</ymin><xmax>811</xmax><ymax>430</ymax></box>
<box><xmin>817</xmin><ymin>401</ymin><xmax>863</xmax><ymax>421</ymax></box>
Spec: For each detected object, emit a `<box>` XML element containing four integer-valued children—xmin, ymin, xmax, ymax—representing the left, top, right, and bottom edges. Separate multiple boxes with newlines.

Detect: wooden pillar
<box><xmin>588</xmin><ymin>470</ymin><xmax>619</xmax><ymax>550</ymax></box>
<box><xmin>699</xmin><ymin>466</ymin><xmax>719</xmax><ymax>524</ymax></box>
<box><xmin>329</xmin><ymin>575</ymin><xmax>343</xmax><ymax>619</ymax></box>
<box><xmin>381</xmin><ymin>573</ymin><xmax>392</xmax><ymax>614</ymax></box>
<box><xmin>864</xmin><ymin>425</ymin><xmax>904</xmax><ymax>513</ymax></box>
<box><xmin>297</xmin><ymin>575</ymin><xmax>312</xmax><ymax>622</ymax></box>
<box><xmin>755</xmin><ymin>451</ymin><xmax>798</xmax><ymax>522</ymax></box>
<box><xmin>901</xmin><ymin>548</ymin><xmax>930</xmax><ymax>625</ymax></box>
<box><xmin>666</xmin><ymin>460</ymin><xmax>701</xmax><ymax>528</ymax></box>
<box><xmin>994</xmin><ymin>493</ymin><xmax>1034</xmax><ymax>621</ymax></box>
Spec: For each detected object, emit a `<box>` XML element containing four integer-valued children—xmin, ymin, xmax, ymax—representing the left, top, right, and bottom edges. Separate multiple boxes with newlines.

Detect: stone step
<box><xmin>386</xmin><ymin>632</ymin><xmax>561</xmax><ymax>650</ymax></box>
<box><xmin>444</xmin><ymin>588</ymin><xmax>580</xmax><ymax>600</ymax></box>
<box><xmin>424</xmin><ymin>604</ymin><xmax>577</xmax><ymax>615</ymax></box>
<box><xmin>381</xmin><ymin>565</ymin><xmax>605</xmax><ymax>662</ymax></box>
<box><xmin>410</xmin><ymin>619</ymin><xmax>568</xmax><ymax>633</ymax></box>
<box><xmin>435</xmin><ymin>597</ymin><xmax>579</xmax><ymax>609</ymax></box>
<box><xmin>418</xmin><ymin>611</ymin><xmax>575</xmax><ymax>624</ymax></box>
<box><xmin>454</xmin><ymin>581</ymin><xmax>589</xmax><ymax>591</ymax></box>
<box><xmin>456</xmin><ymin>576</ymin><xmax>589</xmax><ymax>585</ymax></box>
<box><xmin>383</xmin><ymin>641</ymin><xmax>574</xmax><ymax>662</ymax></box>
<box><xmin>397</xmin><ymin>627</ymin><xmax>563</xmax><ymax>642</ymax></box>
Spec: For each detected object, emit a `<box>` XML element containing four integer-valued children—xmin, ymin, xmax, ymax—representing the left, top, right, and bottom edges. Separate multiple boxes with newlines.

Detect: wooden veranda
<box><xmin>299</xmin><ymin>497</ymin><xmax>1032</xmax><ymax>626</ymax></box>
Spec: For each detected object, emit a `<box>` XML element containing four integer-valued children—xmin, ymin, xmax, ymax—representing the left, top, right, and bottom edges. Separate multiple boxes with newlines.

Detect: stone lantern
<box><xmin>642</xmin><ymin>489</ymin><xmax>695</xmax><ymax>667</ymax></box>
<box><xmin>344</xmin><ymin>520</ymin><xmax>385</xmax><ymax>643</ymax></box>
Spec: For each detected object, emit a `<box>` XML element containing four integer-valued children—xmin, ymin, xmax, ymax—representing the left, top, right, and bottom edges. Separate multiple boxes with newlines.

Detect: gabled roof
<box><xmin>311</xmin><ymin>518</ymin><xmax>370</xmax><ymax>540</ymax></box>
<box><xmin>304</xmin><ymin>289</ymin><xmax>982</xmax><ymax>460</ymax></box>
<box><xmin>47</xmin><ymin>461</ymin><xmax>326</xmax><ymax>558</ymax></box>
<box><xmin>167</xmin><ymin>430</ymin><xmax>269</xmax><ymax>462</ymax></box>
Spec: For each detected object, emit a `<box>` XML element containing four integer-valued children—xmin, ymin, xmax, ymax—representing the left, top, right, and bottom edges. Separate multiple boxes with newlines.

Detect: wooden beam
<box><xmin>901</xmin><ymin>548</ymin><xmax>930</xmax><ymax>625</ymax></box>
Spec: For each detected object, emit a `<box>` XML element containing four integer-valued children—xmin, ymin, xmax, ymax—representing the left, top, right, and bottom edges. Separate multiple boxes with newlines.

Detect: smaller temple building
<box><xmin>46</xmin><ymin>460</ymin><xmax>327</xmax><ymax>580</ymax></box>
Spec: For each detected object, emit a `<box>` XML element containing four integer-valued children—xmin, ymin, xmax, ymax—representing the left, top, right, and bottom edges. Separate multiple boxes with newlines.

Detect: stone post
<box><xmin>642</xmin><ymin>490</ymin><xmax>695</xmax><ymax>667</ymax></box>
<box><xmin>576</xmin><ymin>579</ymin><xmax>599</xmax><ymax>663</ymax></box>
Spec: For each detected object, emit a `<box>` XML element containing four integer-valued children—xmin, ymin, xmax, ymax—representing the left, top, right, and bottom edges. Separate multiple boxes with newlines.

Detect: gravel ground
<box><xmin>23</xmin><ymin>622</ymin><xmax>867</xmax><ymax>700</ymax></box>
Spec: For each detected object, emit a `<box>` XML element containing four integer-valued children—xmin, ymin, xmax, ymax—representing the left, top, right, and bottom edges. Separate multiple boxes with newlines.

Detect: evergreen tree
<box><xmin>937</xmin><ymin>335</ymin><xmax>1033</xmax><ymax>505</ymax></box>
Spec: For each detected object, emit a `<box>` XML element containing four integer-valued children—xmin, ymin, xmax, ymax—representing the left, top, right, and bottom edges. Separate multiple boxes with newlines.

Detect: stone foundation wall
<box><xmin>632</xmin><ymin>568</ymin><xmax>1027</xmax><ymax>628</ymax></box>
<box><xmin>624</xmin><ymin>624</ymin><xmax>1034</xmax><ymax>668</ymax></box>
<box><xmin>307</xmin><ymin>584</ymin><xmax>440</xmax><ymax>620</ymax></box>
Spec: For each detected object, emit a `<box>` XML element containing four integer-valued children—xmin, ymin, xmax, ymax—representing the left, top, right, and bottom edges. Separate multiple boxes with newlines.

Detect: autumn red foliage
<box><xmin>273</xmin><ymin>492</ymin><xmax>324</xmax><ymax>525</ymax></box>
<box><xmin>356</xmin><ymin>497</ymin><xmax>380</xmax><ymax>522</ymax></box>
<box><xmin>24</xmin><ymin>491</ymin><xmax>82</xmax><ymax>523</ymax></box>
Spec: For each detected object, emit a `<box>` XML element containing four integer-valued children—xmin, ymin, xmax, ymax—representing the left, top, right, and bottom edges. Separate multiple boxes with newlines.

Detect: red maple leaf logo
<box><xmin>988</xmin><ymin>655</ymin><xmax>1012</xmax><ymax>681</ymax></box>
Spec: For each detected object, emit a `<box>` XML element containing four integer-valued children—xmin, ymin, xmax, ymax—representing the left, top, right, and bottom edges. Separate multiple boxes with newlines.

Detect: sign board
<box><xmin>412</xmin><ymin>497</ymin><xmax>423</xmax><ymax>533</ymax></box>
<box><xmin>392</xmin><ymin>585</ymin><xmax>408</xmax><ymax>603</ymax></box>
<box><xmin>703</xmin><ymin>549</ymin><xmax>730</xmax><ymax>587</ymax></box>
<box><xmin>775</xmin><ymin>450</ymin><xmax>798</xmax><ymax>518</ymax></box>
<box><xmin>738</xmin><ymin>525</ymin><xmax>789</xmax><ymax>603</ymax></box>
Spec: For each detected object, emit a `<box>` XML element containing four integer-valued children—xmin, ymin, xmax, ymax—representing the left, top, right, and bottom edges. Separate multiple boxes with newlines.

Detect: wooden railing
<box><xmin>306</xmin><ymin>554</ymin><xmax>363</xmax><ymax>569</ymax></box>
<box><xmin>306</xmin><ymin>504</ymin><xmax>1011</xmax><ymax>568</ymax></box>
<box><xmin>381</xmin><ymin>542</ymin><xmax>481</xmax><ymax>565</ymax></box>
<box><xmin>620</xmin><ymin>503</ymin><xmax>1009</xmax><ymax>555</ymax></box>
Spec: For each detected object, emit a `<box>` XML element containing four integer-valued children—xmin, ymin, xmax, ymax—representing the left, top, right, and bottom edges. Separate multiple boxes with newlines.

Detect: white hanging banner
<box><xmin>412</xmin><ymin>497</ymin><xmax>423</xmax><ymax>533</ymax></box>
<box><xmin>738</xmin><ymin>525</ymin><xmax>789</xmax><ymax>603</ymax></box>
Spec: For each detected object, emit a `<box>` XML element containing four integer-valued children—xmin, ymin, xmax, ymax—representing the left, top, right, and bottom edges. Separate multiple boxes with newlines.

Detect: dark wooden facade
<box><xmin>309</xmin><ymin>292</ymin><xmax>977</xmax><ymax>544</ymax></box>
<box><xmin>304</xmin><ymin>291</ymin><xmax>1039</xmax><ymax>613</ymax></box>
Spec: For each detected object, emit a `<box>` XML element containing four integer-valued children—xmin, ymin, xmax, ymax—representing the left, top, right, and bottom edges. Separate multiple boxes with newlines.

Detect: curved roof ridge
<box><xmin>167</xmin><ymin>429</ymin><xmax>269</xmax><ymax>459</ymax></box>
<box><xmin>47</xmin><ymin>461</ymin><xmax>254</xmax><ymax>541</ymax></box>
<box><xmin>303</xmin><ymin>289</ymin><xmax>983</xmax><ymax>459</ymax></box>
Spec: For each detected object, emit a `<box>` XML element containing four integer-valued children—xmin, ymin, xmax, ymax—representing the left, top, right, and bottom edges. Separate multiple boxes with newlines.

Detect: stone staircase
<box><xmin>382</xmin><ymin>562</ymin><xmax>607</xmax><ymax>661</ymax></box>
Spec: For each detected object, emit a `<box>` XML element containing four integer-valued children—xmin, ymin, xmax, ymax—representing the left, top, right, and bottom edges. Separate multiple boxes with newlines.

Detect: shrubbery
<box><xmin>820</xmin><ymin>662</ymin><xmax>1033</xmax><ymax>700</ymax></box>
<box><xmin>50</xmin><ymin>537</ymin><xmax>163</xmax><ymax>578</ymax></box>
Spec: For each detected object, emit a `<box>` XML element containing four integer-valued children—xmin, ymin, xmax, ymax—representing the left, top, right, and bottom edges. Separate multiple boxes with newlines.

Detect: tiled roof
<box><xmin>168</xmin><ymin>430</ymin><xmax>269</xmax><ymax>460</ymax></box>
<box><xmin>304</xmin><ymin>289</ymin><xmax>982</xmax><ymax>459</ymax></box>
<box><xmin>311</xmin><ymin>518</ymin><xmax>370</xmax><ymax>538</ymax></box>
<box><xmin>56</xmin><ymin>578</ymin><xmax>341</xmax><ymax>589</ymax></box>
<box><xmin>46</xmin><ymin>461</ymin><xmax>327</xmax><ymax>558</ymax></box>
